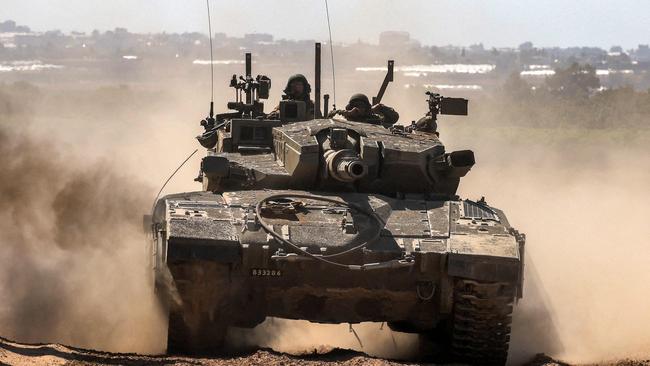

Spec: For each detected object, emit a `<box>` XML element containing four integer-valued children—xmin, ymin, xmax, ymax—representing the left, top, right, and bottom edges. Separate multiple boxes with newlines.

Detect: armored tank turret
<box><xmin>149</xmin><ymin>44</ymin><xmax>525</xmax><ymax>365</ymax></box>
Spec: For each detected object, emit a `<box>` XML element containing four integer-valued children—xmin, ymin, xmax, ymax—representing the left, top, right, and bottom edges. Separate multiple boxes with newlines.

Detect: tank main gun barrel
<box><xmin>324</xmin><ymin>149</ymin><xmax>368</xmax><ymax>182</ymax></box>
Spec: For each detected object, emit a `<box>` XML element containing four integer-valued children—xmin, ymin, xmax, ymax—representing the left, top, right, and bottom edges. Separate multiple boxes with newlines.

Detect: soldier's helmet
<box><xmin>346</xmin><ymin>93</ymin><xmax>371</xmax><ymax>110</ymax></box>
<box><xmin>283</xmin><ymin>74</ymin><xmax>312</xmax><ymax>98</ymax></box>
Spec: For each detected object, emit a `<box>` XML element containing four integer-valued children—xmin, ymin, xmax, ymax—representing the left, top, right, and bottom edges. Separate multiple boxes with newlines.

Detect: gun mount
<box><xmin>227</xmin><ymin>53</ymin><xmax>271</xmax><ymax>117</ymax></box>
<box><xmin>409</xmin><ymin>92</ymin><xmax>469</xmax><ymax>133</ymax></box>
<box><xmin>196</xmin><ymin>53</ymin><xmax>272</xmax><ymax>149</ymax></box>
<box><xmin>426</xmin><ymin>91</ymin><xmax>468</xmax><ymax>118</ymax></box>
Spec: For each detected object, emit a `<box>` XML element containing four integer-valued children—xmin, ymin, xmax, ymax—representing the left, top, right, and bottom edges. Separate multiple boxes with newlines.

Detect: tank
<box><xmin>148</xmin><ymin>44</ymin><xmax>525</xmax><ymax>365</ymax></box>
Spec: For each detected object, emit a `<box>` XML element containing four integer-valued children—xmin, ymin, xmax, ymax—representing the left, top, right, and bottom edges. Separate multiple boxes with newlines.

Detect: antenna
<box><xmin>324</xmin><ymin>0</ymin><xmax>337</xmax><ymax>109</ymax></box>
<box><xmin>206</xmin><ymin>0</ymin><xmax>214</xmax><ymax>118</ymax></box>
<box><xmin>150</xmin><ymin>149</ymin><xmax>199</xmax><ymax>216</ymax></box>
<box><xmin>315</xmin><ymin>42</ymin><xmax>322</xmax><ymax>118</ymax></box>
<box><xmin>245</xmin><ymin>53</ymin><xmax>252</xmax><ymax>104</ymax></box>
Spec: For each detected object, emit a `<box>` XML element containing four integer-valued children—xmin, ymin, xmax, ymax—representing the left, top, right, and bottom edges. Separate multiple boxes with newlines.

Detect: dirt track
<box><xmin>2</xmin><ymin>337</ymin><xmax>649</xmax><ymax>366</ymax></box>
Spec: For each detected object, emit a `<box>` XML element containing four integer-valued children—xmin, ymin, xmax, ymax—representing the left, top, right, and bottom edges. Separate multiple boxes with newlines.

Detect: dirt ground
<box><xmin>1</xmin><ymin>337</ymin><xmax>649</xmax><ymax>366</ymax></box>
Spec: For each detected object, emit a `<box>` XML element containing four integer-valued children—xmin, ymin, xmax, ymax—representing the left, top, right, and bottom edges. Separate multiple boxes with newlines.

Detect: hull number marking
<box><xmin>251</xmin><ymin>268</ymin><xmax>282</xmax><ymax>277</ymax></box>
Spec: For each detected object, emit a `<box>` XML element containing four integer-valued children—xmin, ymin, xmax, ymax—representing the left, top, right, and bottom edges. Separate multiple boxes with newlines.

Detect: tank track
<box><xmin>450</xmin><ymin>279</ymin><xmax>516</xmax><ymax>365</ymax></box>
<box><xmin>166</xmin><ymin>262</ymin><xmax>232</xmax><ymax>355</ymax></box>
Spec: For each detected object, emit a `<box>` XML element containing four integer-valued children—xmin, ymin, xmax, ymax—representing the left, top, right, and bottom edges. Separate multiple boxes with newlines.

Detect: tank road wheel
<box><xmin>449</xmin><ymin>279</ymin><xmax>516</xmax><ymax>366</ymax></box>
<box><xmin>166</xmin><ymin>262</ymin><xmax>232</xmax><ymax>355</ymax></box>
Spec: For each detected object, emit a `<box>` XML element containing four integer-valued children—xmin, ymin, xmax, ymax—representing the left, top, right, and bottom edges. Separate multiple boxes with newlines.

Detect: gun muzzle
<box><xmin>324</xmin><ymin>149</ymin><xmax>368</xmax><ymax>182</ymax></box>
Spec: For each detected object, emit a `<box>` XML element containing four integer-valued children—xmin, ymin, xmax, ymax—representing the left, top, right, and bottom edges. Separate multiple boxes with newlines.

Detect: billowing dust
<box><xmin>0</xmin><ymin>79</ymin><xmax>648</xmax><ymax>365</ymax></box>
<box><xmin>453</xmin><ymin>138</ymin><xmax>650</xmax><ymax>364</ymax></box>
<box><xmin>0</xmin><ymin>126</ymin><xmax>167</xmax><ymax>354</ymax></box>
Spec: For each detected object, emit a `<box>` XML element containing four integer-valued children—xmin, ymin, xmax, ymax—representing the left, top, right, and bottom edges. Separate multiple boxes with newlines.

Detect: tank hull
<box><xmin>151</xmin><ymin>189</ymin><xmax>524</xmax><ymax>359</ymax></box>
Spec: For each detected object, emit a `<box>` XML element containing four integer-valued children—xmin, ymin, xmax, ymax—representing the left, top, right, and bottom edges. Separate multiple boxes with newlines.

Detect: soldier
<box><xmin>327</xmin><ymin>93</ymin><xmax>399</xmax><ymax>127</ymax></box>
<box><xmin>413</xmin><ymin>112</ymin><xmax>438</xmax><ymax>134</ymax></box>
<box><xmin>266</xmin><ymin>74</ymin><xmax>315</xmax><ymax>119</ymax></box>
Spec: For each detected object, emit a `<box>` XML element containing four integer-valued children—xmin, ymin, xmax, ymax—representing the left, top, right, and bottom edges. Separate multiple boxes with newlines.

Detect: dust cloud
<box><xmin>230</xmin><ymin>319</ymin><xmax>419</xmax><ymax>360</ymax></box>
<box><xmin>0</xmin><ymin>80</ymin><xmax>208</xmax><ymax>355</ymax></box>
<box><xmin>0</xmin><ymin>125</ymin><xmax>167</xmax><ymax>353</ymax></box>
<box><xmin>446</xmin><ymin>128</ymin><xmax>650</xmax><ymax>363</ymax></box>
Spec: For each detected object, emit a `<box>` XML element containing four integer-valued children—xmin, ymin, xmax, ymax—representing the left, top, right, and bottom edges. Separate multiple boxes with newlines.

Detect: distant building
<box><xmin>379</xmin><ymin>31</ymin><xmax>411</xmax><ymax>48</ymax></box>
<box><xmin>214</xmin><ymin>32</ymin><xmax>227</xmax><ymax>42</ymax></box>
<box><xmin>244</xmin><ymin>33</ymin><xmax>274</xmax><ymax>44</ymax></box>
<box><xmin>0</xmin><ymin>20</ymin><xmax>31</xmax><ymax>33</ymax></box>
<box><xmin>609</xmin><ymin>46</ymin><xmax>623</xmax><ymax>54</ymax></box>
<box><xmin>632</xmin><ymin>44</ymin><xmax>650</xmax><ymax>62</ymax></box>
<box><xmin>469</xmin><ymin>43</ymin><xmax>485</xmax><ymax>52</ymax></box>
<box><xmin>518</xmin><ymin>42</ymin><xmax>534</xmax><ymax>51</ymax></box>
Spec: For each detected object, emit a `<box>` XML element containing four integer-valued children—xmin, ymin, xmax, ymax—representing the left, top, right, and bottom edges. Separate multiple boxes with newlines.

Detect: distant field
<box><xmin>450</xmin><ymin>125</ymin><xmax>650</xmax><ymax>147</ymax></box>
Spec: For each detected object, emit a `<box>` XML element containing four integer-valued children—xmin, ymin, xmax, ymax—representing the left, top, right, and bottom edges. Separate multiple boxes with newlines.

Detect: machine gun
<box><xmin>197</xmin><ymin>53</ymin><xmax>272</xmax><ymax>149</ymax></box>
<box><xmin>406</xmin><ymin>92</ymin><xmax>469</xmax><ymax>133</ymax></box>
<box><xmin>426</xmin><ymin>91</ymin><xmax>468</xmax><ymax>117</ymax></box>
<box><xmin>226</xmin><ymin>53</ymin><xmax>271</xmax><ymax>118</ymax></box>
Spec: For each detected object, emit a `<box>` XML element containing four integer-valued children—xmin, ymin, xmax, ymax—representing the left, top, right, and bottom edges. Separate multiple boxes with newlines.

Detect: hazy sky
<box><xmin>2</xmin><ymin>0</ymin><xmax>649</xmax><ymax>48</ymax></box>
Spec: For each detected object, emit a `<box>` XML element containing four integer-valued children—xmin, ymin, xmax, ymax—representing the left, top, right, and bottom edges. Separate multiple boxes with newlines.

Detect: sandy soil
<box><xmin>1</xmin><ymin>337</ymin><xmax>648</xmax><ymax>366</ymax></box>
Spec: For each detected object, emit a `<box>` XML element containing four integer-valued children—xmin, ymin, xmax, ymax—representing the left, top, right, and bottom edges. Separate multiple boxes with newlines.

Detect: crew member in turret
<box><xmin>266</xmin><ymin>74</ymin><xmax>315</xmax><ymax>119</ymax></box>
<box><xmin>327</xmin><ymin>93</ymin><xmax>399</xmax><ymax>127</ymax></box>
<box><xmin>414</xmin><ymin>112</ymin><xmax>438</xmax><ymax>134</ymax></box>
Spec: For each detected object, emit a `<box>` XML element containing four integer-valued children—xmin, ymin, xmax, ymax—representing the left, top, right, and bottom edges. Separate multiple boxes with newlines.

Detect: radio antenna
<box><xmin>206</xmin><ymin>0</ymin><xmax>214</xmax><ymax>118</ymax></box>
<box><xmin>324</xmin><ymin>0</ymin><xmax>337</xmax><ymax>109</ymax></box>
<box><xmin>150</xmin><ymin>149</ymin><xmax>199</xmax><ymax>216</ymax></box>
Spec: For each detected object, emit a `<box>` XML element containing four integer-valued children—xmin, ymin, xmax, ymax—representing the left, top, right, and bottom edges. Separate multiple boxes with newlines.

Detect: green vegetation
<box><xmin>471</xmin><ymin>63</ymin><xmax>650</xmax><ymax>132</ymax></box>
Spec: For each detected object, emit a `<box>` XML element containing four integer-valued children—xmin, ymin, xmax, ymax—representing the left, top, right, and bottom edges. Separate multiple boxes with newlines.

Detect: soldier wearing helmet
<box><xmin>327</xmin><ymin>93</ymin><xmax>399</xmax><ymax>127</ymax></box>
<box><xmin>413</xmin><ymin>112</ymin><xmax>438</xmax><ymax>134</ymax></box>
<box><xmin>267</xmin><ymin>74</ymin><xmax>315</xmax><ymax>119</ymax></box>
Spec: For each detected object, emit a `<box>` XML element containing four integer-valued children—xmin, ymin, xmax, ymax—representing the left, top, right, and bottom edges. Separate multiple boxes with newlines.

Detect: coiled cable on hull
<box><xmin>255</xmin><ymin>193</ymin><xmax>411</xmax><ymax>270</ymax></box>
